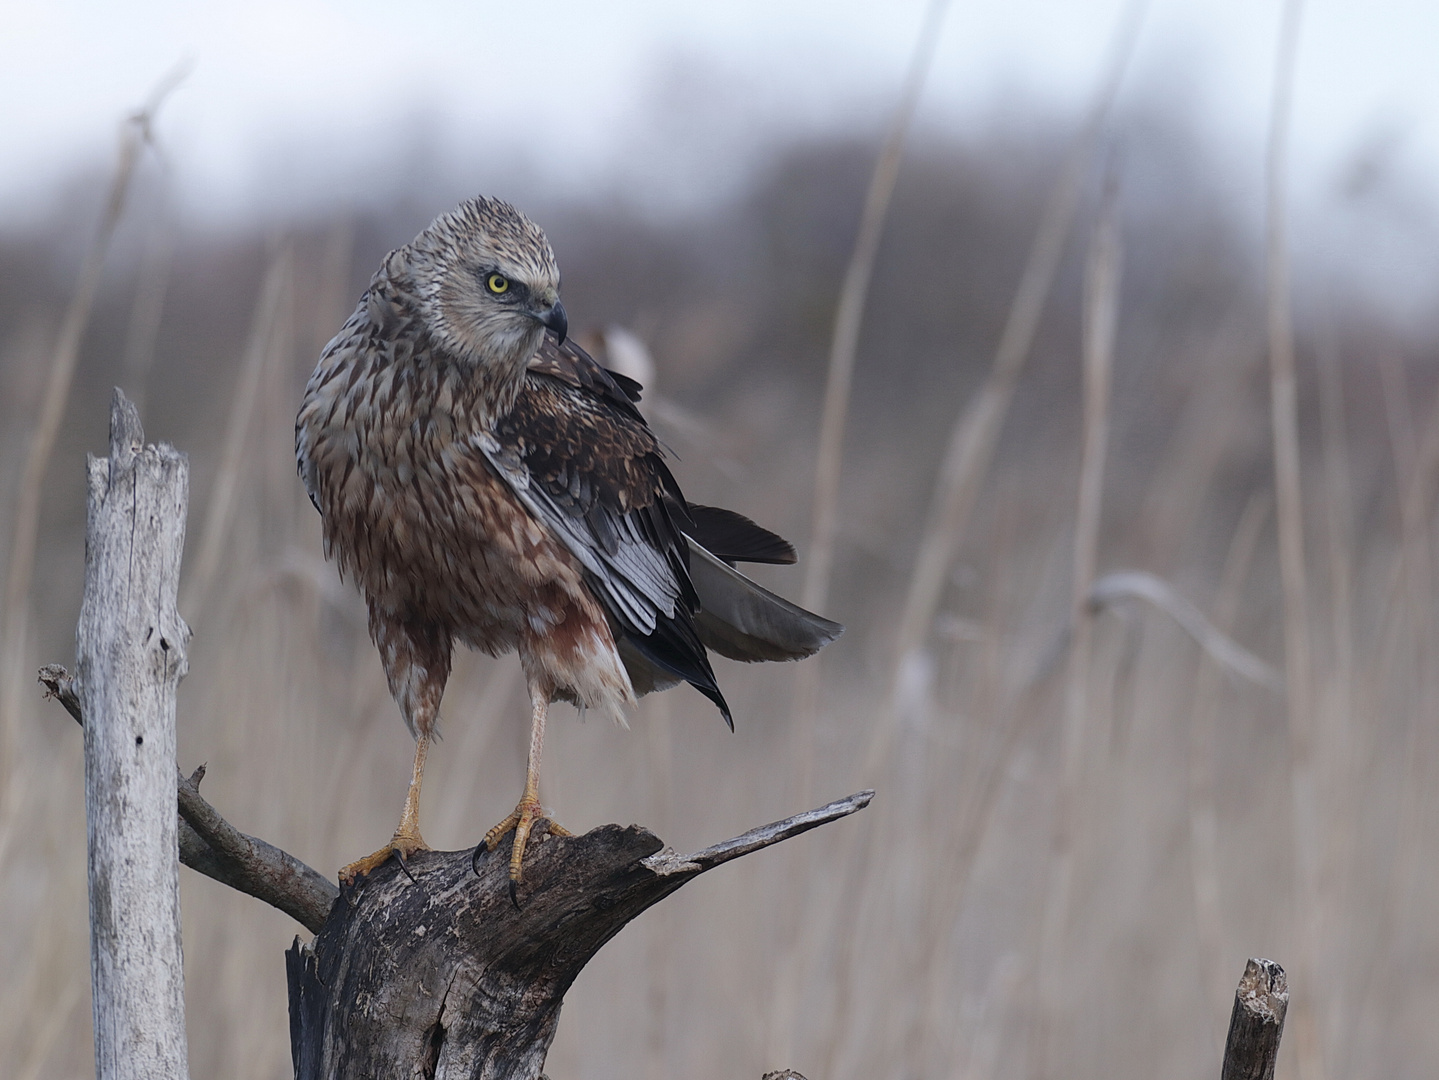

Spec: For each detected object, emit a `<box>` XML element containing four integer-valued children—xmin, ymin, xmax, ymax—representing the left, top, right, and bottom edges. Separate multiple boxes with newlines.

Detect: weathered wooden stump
<box><xmin>287</xmin><ymin>795</ymin><xmax>871</xmax><ymax>1080</ymax></box>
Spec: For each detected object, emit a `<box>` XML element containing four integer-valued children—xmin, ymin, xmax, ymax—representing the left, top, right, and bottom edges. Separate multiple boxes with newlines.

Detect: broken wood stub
<box><xmin>1221</xmin><ymin>957</ymin><xmax>1288</xmax><ymax>1080</ymax></box>
<box><xmin>79</xmin><ymin>389</ymin><xmax>192</xmax><ymax>1080</ymax></box>
<box><xmin>287</xmin><ymin>792</ymin><xmax>871</xmax><ymax>1080</ymax></box>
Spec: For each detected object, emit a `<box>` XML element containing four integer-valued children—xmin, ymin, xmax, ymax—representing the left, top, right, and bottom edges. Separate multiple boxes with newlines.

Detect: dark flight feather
<box><xmin>684</xmin><ymin>505</ymin><xmax>797</xmax><ymax>566</ymax></box>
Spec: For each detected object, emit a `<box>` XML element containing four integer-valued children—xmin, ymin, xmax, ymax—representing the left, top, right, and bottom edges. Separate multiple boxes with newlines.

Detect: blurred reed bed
<box><xmin>2</xmin><ymin>91</ymin><xmax>1438</xmax><ymax>1080</ymax></box>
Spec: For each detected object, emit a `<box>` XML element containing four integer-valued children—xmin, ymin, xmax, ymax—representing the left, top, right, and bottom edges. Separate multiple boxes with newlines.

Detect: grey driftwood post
<box><xmin>78</xmin><ymin>389</ymin><xmax>191</xmax><ymax>1079</ymax></box>
<box><xmin>1221</xmin><ymin>958</ymin><xmax>1288</xmax><ymax>1080</ymax></box>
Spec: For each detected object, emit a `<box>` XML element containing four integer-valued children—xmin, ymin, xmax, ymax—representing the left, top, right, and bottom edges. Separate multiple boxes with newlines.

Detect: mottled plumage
<box><xmin>297</xmin><ymin>196</ymin><xmax>841</xmax><ymax>887</ymax></box>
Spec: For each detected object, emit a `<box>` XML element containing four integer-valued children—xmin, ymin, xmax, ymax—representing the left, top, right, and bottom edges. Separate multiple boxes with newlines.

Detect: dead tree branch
<box><xmin>44</xmin><ymin>658</ymin><xmax>869</xmax><ymax>1075</ymax></box>
<box><xmin>51</xmin><ymin>392</ymin><xmax>871</xmax><ymax>1079</ymax></box>
<box><xmin>288</xmin><ymin>792</ymin><xmax>872</xmax><ymax>1080</ymax></box>
<box><xmin>40</xmin><ymin>662</ymin><xmax>339</xmax><ymax>934</ymax></box>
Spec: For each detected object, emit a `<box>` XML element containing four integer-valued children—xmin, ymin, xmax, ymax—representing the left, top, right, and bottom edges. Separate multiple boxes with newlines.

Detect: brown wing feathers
<box><xmin>500</xmin><ymin>336</ymin><xmax>730</xmax><ymax>724</ymax></box>
<box><xmin>500</xmin><ymin>333</ymin><xmax>840</xmax><ymax>727</ymax></box>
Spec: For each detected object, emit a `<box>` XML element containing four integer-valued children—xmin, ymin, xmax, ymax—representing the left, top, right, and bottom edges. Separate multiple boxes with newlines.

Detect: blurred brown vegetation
<box><xmin>2</xmin><ymin>97</ymin><xmax>1438</xmax><ymax>1080</ymax></box>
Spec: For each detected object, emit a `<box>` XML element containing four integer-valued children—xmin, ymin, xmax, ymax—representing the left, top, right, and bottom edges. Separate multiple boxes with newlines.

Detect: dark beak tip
<box><xmin>545</xmin><ymin>301</ymin><xmax>568</xmax><ymax>345</ymax></box>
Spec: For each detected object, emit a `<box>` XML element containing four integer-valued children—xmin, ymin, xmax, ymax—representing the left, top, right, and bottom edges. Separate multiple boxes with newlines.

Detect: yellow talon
<box><xmin>339</xmin><ymin>827</ymin><xmax>431</xmax><ymax>885</ymax></box>
<box><xmin>482</xmin><ymin>795</ymin><xmax>569</xmax><ymax>890</ymax></box>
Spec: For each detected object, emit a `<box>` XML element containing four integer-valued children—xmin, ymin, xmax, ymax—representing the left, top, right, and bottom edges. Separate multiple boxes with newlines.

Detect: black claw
<box><xmin>471</xmin><ymin>844</ymin><xmax>484</xmax><ymax>876</ymax></box>
<box><xmin>509</xmin><ymin>878</ymin><xmax>521</xmax><ymax>910</ymax></box>
<box><xmin>396</xmin><ymin>849</ymin><xmax>417</xmax><ymax>885</ymax></box>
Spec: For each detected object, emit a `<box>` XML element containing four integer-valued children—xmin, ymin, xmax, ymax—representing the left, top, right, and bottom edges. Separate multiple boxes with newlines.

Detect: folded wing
<box><xmin>483</xmin><ymin>334</ymin><xmax>841</xmax><ymax>727</ymax></box>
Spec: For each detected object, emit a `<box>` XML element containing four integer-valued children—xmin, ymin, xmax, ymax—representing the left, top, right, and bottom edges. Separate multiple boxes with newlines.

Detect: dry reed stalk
<box><xmin>180</xmin><ymin>246</ymin><xmax>293</xmax><ymax>625</ymax></box>
<box><xmin>0</xmin><ymin>72</ymin><xmax>182</xmax><ymax>855</ymax></box>
<box><xmin>1263</xmin><ymin>3</ymin><xmax>1326</xmax><ymax>1077</ymax></box>
<box><xmin>1189</xmin><ymin>494</ymin><xmax>1270</xmax><ymax>1027</ymax></box>
<box><xmin>770</xmin><ymin>3</ymin><xmax>948</xmax><ymax>1059</ymax></box>
<box><xmin>788</xmin><ymin>0</ymin><xmax>949</xmax><ymax>815</ymax></box>
<box><xmin>909</xmin><ymin>492</ymin><xmax>1048</xmax><ymax>1071</ymax></box>
<box><xmin>816</xmin><ymin>31</ymin><xmax>1153</xmax><ymax>1055</ymax></box>
<box><xmin>1266</xmin><ymin>0</ymin><xmax>1311</xmax><ymax>767</ymax></box>
<box><xmin>822</xmin><ymin>517</ymin><xmax>1073</xmax><ymax>1080</ymax></box>
<box><xmin>121</xmin><ymin>221</ymin><xmax>175</xmax><ymax>418</ymax></box>
<box><xmin>1375</xmin><ymin>352</ymin><xmax>1435</xmax><ymax>765</ymax></box>
<box><xmin>1379</xmin><ymin>355</ymin><xmax>1417</xmax><ymax>493</ymax></box>
<box><xmin>801</xmin><ymin>0</ymin><xmax>948</xmax><ymax>615</ymax></box>
<box><xmin>1357</xmin><ymin>368</ymin><xmax>1439</xmax><ymax>726</ymax></box>
<box><xmin>1337</xmin><ymin>364</ymin><xmax>1439</xmax><ymax>1077</ymax></box>
<box><xmin>1311</xmin><ymin>318</ymin><xmax>1360</xmax><ymax>1057</ymax></box>
<box><xmin>1035</xmin><ymin>182</ymin><xmax>1122</xmax><ymax>1079</ymax></box>
<box><xmin>1388</xmin><ymin>358</ymin><xmax>1439</xmax><ymax>693</ymax></box>
<box><xmin>1085</xmin><ymin>572</ymin><xmax>1281</xmax><ymax>690</ymax></box>
<box><xmin>250</xmin><ymin>235</ymin><xmax>345</xmax><ymax>856</ymax></box>
<box><xmin>644</xmin><ymin>693</ymin><xmax>674</xmax><ymax>1080</ymax></box>
<box><xmin>1066</xmin><ymin>185</ymin><xmax>1121</xmax><ymax>724</ymax></box>
<box><xmin>1133</xmin><ymin>327</ymin><xmax>1254</xmax><ymax>572</ymax></box>
<box><xmin>868</xmin><ymin>0</ymin><xmax>1150</xmax><ymax>778</ymax></box>
<box><xmin>1315</xmin><ymin>319</ymin><xmax>1353</xmax><ymax>765</ymax></box>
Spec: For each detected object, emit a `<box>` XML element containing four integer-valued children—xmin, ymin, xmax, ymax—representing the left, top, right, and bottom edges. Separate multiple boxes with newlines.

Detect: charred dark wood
<box><xmin>1221</xmin><ymin>958</ymin><xmax>1288</xmax><ymax>1080</ymax></box>
<box><xmin>287</xmin><ymin>792</ymin><xmax>871</xmax><ymax>1080</ymax></box>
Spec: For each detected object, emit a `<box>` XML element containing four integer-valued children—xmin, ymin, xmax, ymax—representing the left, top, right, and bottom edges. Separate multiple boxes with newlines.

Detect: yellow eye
<box><xmin>486</xmin><ymin>273</ymin><xmax>509</xmax><ymax>294</ymax></box>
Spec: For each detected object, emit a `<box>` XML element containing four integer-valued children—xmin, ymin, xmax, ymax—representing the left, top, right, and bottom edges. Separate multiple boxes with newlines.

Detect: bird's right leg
<box><xmin>483</xmin><ymin>685</ymin><xmax>571</xmax><ymax>898</ymax></box>
<box><xmin>341</xmin><ymin>614</ymin><xmax>450</xmax><ymax>885</ymax></box>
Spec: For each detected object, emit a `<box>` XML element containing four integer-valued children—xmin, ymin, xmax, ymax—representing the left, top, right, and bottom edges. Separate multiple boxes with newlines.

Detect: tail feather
<box><xmin>686</xmin><ymin>539</ymin><xmax>844</xmax><ymax>662</ymax></box>
<box><xmin>683</xmin><ymin>504</ymin><xmax>797</xmax><ymax>565</ymax></box>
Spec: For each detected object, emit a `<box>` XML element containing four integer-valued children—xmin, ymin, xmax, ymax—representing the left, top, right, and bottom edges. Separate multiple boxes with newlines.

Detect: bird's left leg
<box><xmin>483</xmin><ymin>685</ymin><xmax>571</xmax><ymax>893</ymax></box>
<box><xmin>341</xmin><ymin>614</ymin><xmax>449</xmax><ymax>884</ymax></box>
<box><xmin>340</xmin><ymin>731</ymin><xmax>435</xmax><ymax>884</ymax></box>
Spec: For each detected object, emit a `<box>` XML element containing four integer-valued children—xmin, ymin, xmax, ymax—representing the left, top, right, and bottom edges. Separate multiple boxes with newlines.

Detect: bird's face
<box><xmin>410</xmin><ymin>197</ymin><xmax>567</xmax><ymax>375</ymax></box>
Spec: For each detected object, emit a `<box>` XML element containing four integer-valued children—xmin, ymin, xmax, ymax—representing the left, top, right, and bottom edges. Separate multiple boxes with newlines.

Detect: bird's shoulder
<box><xmin>497</xmin><ymin>334</ymin><xmax>677</xmax><ymax>519</ymax></box>
<box><xmin>525</xmin><ymin>334</ymin><xmax>646</xmax><ymax>419</ymax></box>
<box><xmin>483</xmin><ymin>333</ymin><xmax>700</xmax><ymax>648</ymax></box>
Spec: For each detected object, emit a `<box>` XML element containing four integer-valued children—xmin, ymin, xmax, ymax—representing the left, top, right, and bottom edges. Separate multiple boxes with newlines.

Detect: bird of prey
<box><xmin>297</xmin><ymin>196</ymin><xmax>841</xmax><ymax>891</ymax></box>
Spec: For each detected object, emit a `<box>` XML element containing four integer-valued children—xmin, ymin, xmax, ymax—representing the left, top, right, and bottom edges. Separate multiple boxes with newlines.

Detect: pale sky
<box><xmin>3</xmin><ymin>0</ymin><xmax>1438</xmax><ymax>228</ymax></box>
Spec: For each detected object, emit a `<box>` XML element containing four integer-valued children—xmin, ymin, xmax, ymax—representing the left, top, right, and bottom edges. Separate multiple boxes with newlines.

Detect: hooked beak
<box><xmin>535</xmin><ymin>299</ymin><xmax>567</xmax><ymax>345</ymax></box>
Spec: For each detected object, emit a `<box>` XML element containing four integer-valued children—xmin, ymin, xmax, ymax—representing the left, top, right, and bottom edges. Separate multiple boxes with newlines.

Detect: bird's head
<box><xmin>403</xmin><ymin>195</ymin><xmax>566</xmax><ymax>375</ymax></box>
